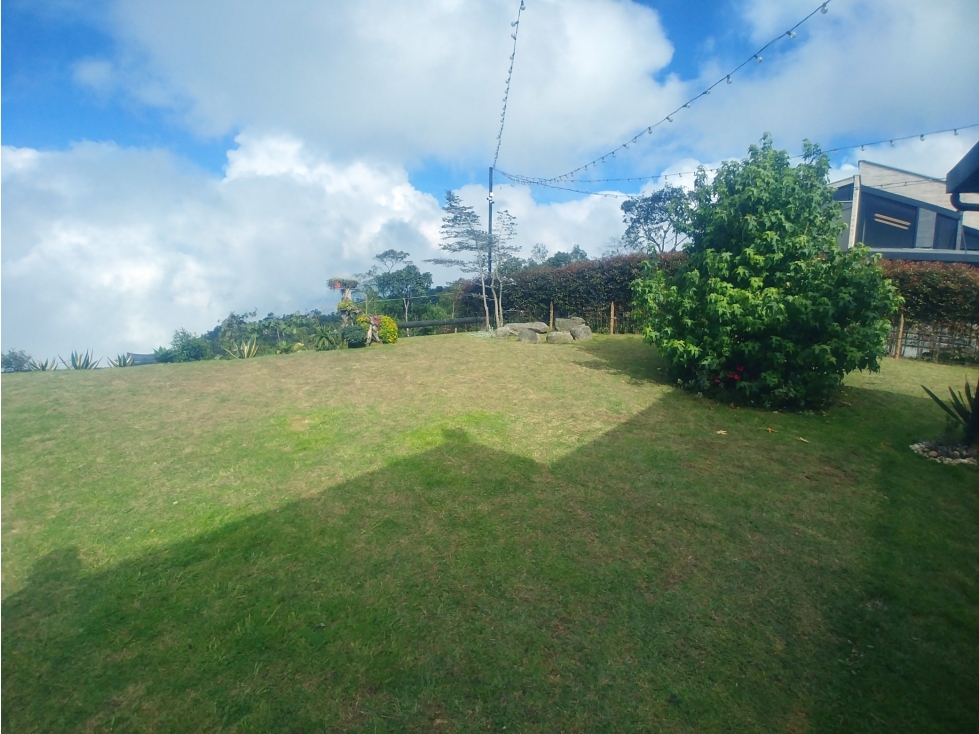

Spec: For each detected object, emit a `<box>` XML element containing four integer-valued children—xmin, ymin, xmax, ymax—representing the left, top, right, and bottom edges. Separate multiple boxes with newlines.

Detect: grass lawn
<box><xmin>2</xmin><ymin>334</ymin><xmax>977</xmax><ymax>732</ymax></box>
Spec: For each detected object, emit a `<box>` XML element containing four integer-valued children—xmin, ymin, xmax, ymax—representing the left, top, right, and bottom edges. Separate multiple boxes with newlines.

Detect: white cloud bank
<box><xmin>1</xmin><ymin>137</ymin><xmax>624</xmax><ymax>358</ymax></box>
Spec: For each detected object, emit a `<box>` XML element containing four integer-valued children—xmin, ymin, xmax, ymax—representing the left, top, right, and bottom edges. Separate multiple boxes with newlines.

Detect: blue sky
<box><xmin>4</xmin><ymin>0</ymin><xmax>979</xmax><ymax>357</ymax></box>
<box><xmin>4</xmin><ymin>0</ymin><xmax>756</xmax><ymax>194</ymax></box>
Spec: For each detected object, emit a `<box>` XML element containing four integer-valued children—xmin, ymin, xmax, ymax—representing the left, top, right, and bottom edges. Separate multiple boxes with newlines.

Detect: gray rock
<box><xmin>495</xmin><ymin>327</ymin><xmax>512</xmax><ymax>338</ymax></box>
<box><xmin>570</xmin><ymin>325</ymin><xmax>593</xmax><ymax>341</ymax></box>
<box><xmin>554</xmin><ymin>317</ymin><xmax>586</xmax><ymax>332</ymax></box>
<box><xmin>517</xmin><ymin>329</ymin><xmax>540</xmax><ymax>343</ymax></box>
<box><xmin>506</xmin><ymin>321</ymin><xmax>550</xmax><ymax>334</ymax></box>
<box><xmin>546</xmin><ymin>331</ymin><xmax>574</xmax><ymax>344</ymax></box>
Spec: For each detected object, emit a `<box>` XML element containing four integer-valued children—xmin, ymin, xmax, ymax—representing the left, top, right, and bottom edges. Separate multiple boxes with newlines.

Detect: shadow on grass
<box><xmin>3</xmin><ymin>396</ymin><xmax>978</xmax><ymax>732</ymax></box>
<box><xmin>574</xmin><ymin>335</ymin><xmax>673</xmax><ymax>385</ymax></box>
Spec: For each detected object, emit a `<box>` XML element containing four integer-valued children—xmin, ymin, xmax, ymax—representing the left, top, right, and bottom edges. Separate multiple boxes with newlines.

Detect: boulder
<box><xmin>517</xmin><ymin>329</ymin><xmax>540</xmax><ymax>343</ymax></box>
<box><xmin>570</xmin><ymin>325</ymin><xmax>593</xmax><ymax>341</ymax></box>
<box><xmin>495</xmin><ymin>327</ymin><xmax>512</xmax><ymax>338</ymax></box>
<box><xmin>554</xmin><ymin>317</ymin><xmax>586</xmax><ymax>332</ymax></box>
<box><xmin>506</xmin><ymin>321</ymin><xmax>550</xmax><ymax>334</ymax></box>
<box><xmin>546</xmin><ymin>331</ymin><xmax>574</xmax><ymax>344</ymax></box>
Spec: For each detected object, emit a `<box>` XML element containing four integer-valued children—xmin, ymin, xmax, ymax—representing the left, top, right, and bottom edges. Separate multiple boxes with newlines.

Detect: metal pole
<box><xmin>487</xmin><ymin>167</ymin><xmax>494</xmax><ymax>281</ymax></box>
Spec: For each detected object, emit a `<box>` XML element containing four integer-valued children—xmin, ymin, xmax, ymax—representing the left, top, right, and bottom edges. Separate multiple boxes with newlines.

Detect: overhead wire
<box><xmin>493</xmin><ymin>0</ymin><xmax>527</xmax><ymax>168</ymax></box>
<box><xmin>496</xmin><ymin>123</ymin><xmax>979</xmax><ymax>199</ymax></box>
<box><xmin>510</xmin><ymin>0</ymin><xmax>835</xmax><ymax>185</ymax></box>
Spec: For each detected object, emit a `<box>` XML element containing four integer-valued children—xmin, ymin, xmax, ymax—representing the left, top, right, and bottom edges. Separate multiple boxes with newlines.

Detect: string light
<box><xmin>492</xmin><ymin>0</ymin><xmax>527</xmax><ymax>168</ymax></box>
<box><xmin>510</xmin><ymin>1</ymin><xmax>835</xmax><ymax>185</ymax></box>
<box><xmin>496</xmin><ymin>123</ymin><xmax>979</xmax><ymax>193</ymax></box>
<box><xmin>820</xmin><ymin>2</ymin><xmax>829</xmax><ymax>13</ymax></box>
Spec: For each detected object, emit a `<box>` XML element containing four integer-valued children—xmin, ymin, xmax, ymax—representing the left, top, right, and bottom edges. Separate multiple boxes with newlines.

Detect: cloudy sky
<box><xmin>3</xmin><ymin>0</ymin><xmax>979</xmax><ymax>358</ymax></box>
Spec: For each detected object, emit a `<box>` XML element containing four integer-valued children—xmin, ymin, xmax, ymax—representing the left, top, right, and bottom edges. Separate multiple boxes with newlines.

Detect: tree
<box><xmin>621</xmin><ymin>184</ymin><xmax>691</xmax><ymax>254</ymax></box>
<box><xmin>373</xmin><ymin>249</ymin><xmax>410</xmax><ymax>273</ymax></box>
<box><xmin>529</xmin><ymin>243</ymin><xmax>549</xmax><ymax>267</ymax></box>
<box><xmin>545</xmin><ymin>245</ymin><xmax>589</xmax><ymax>268</ymax></box>
<box><xmin>372</xmin><ymin>263</ymin><xmax>433</xmax><ymax>325</ymax></box>
<box><xmin>489</xmin><ymin>209</ymin><xmax>521</xmax><ymax>327</ymax></box>
<box><xmin>428</xmin><ymin>191</ymin><xmax>493</xmax><ymax>329</ymax></box>
<box><xmin>1</xmin><ymin>349</ymin><xmax>33</xmax><ymax>372</ymax></box>
<box><xmin>633</xmin><ymin>135</ymin><xmax>902</xmax><ymax>408</ymax></box>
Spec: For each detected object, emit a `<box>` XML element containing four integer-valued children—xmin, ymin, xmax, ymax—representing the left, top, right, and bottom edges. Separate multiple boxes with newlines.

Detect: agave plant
<box><xmin>923</xmin><ymin>374</ymin><xmax>978</xmax><ymax>446</ymax></box>
<box><xmin>59</xmin><ymin>350</ymin><xmax>101</xmax><ymax>370</ymax></box>
<box><xmin>29</xmin><ymin>358</ymin><xmax>57</xmax><ymax>371</ymax></box>
<box><xmin>109</xmin><ymin>353</ymin><xmax>134</xmax><ymax>367</ymax></box>
<box><xmin>224</xmin><ymin>338</ymin><xmax>260</xmax><ymax>359</ymax></box>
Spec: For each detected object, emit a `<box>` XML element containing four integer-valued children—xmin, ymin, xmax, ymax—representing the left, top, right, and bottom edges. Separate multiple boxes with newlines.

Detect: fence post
<box><xmin>895</xmin><ymin>311</ymin><xmax>905</xmax><ymax>359</ymax></box>
<box><xmin>549</xmin><ymin>301</ymin><xmax>554</xmax><ymax>330</ymax></box>
<box><xmin>610</xmin><ymin>302</ymin><xmax>615</xmax><ymax>335</ymax></box>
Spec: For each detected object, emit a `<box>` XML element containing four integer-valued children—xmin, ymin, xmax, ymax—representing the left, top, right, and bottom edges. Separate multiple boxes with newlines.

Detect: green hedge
<box><xmin>880</xmin><ymin>260</ymin><xmax>979</xmax><ymax>326</ymax></box>
<box><xmin>461</xmin><ymin>253</ymin><xmax>687</xmax><ymax>321</ymax></box>
<box><xmin>461</xmin><ymin>254</ymin><xmax>979</xmax><ymax>328</ymax></box>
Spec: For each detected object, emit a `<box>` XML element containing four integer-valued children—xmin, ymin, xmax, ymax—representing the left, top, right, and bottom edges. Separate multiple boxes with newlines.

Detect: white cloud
<box><xmin>1</xmin><ymin>138</ymin><xmax>629</xmax><ymax>359</ymax></box>
<box><xmin>1</xmin><ymin>138</ymin><xmax>446</xmax><ymax>357</ymax></box>
<box><xmin>92</xmin><ymin>0</ymin><xmax>682</xmax><ymax>175</ymax></box>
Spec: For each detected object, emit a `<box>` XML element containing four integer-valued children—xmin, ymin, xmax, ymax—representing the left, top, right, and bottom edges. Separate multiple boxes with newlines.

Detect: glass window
<box><xmin>934</xmin><ymin>214</ymin><xmax>959</xmax><ymax>250</ymax></box>
<box><xmin>964</xmin><ymin>227</ymin><xmax>979</xmax><ymax>252</ymax></box>
<box><xmin>858</xmin><ymin>193</ymin><xmax>917</xmax><ymax>249</ymax></box>
<box><xmin>833</xmin><ymin>183</ymin><xmax>853</xmax><ymax>202</ymax></box>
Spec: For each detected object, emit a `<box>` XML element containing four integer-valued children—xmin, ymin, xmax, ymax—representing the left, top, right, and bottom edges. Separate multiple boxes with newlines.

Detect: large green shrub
<box><xmin>633</xmin><ymin>136</ymin><xmax>902</xmax><ymax>408</ymax></box>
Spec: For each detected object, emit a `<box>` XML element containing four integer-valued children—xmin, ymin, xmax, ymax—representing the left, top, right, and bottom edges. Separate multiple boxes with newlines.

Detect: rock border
<box><xmin>910</xmin><ymin>441</ymin><xmax>978</xmax><ymax>466</ymax></box>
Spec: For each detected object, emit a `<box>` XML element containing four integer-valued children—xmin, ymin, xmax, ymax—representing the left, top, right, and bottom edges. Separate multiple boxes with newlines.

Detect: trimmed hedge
<box><xmin>460</xmin><ymin>254</ymin><xmax>979</xmax><ymax>328</ymax></box>
<box><xmin>880</xmin><ymin>260</ymin><xmax>979</xmax><ymax>326</ymax></box>
<box><xmin>461</xmin><ymin>253</ymin><xmax>687</xmax><ymax>319</ymax></box>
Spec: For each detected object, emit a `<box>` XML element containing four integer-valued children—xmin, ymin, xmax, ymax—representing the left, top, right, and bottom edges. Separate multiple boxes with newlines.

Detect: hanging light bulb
<box><xmin>520</xmin><ymin>1</ymin><xmax>525</xmax><ymax>10</ymax></box>
<box><xmin>954</xmin><ymin>129</ymin><xmax>959</xmax><ymax>135</ymax></box>
<box><xmin>666</xmin><ymin>115</ymin><xmax>673</xmax><ymax>122</ymax></box>
<box><xmin>755</xmin><ymin>55</ymin><xmax>763</xmax><ymax>63</ymax></box>
<box><xmin>820</xmin><ymin>2</ymin><xmax>828</xmax><ymax>14</ymax></box>
<box><xmin>647</xmin><ymin>127</ymin><xmax>653</xmax><ymax>134</ymax></box>
<box><xmin>920</xmin><ymin>134</ymin><xmax>925</xmax><ymax>141</ymax></box>
<box><xmin>726</xmin><ymin>75</ymin><xmax>732</xmax><ymax>84</ymax></box>
<box><xmin>684</xmin><ymin>103</ymin><xmax>691</xmax><ymax>108</ymax></box>
<box><xmin>510</xmin><ymin>32</ymin><xmax>517</xmax><ymax>40</ymax></box>
<box><xmin>890</xmin><ymin>140</ymin><xmax>895</xmax><ymax>147</ymax></box>
<box><xmin>511</xmin><ymin>20</ymin><xmax>519</xmax><ymax>27</ymax></box>
<box><xmin>860</xmin><ymin>145</ymin><xmax>865</xmax><ymax>151</ymax></box>
<box><xmin>788</xmin><ymin>30</ymin><xmax>797</xmax><ymax>39</ymax></box>
<box><xmin>704</xmin><ymin>88</ymin><xmax>710</xmax><ymax>95</ymax></box>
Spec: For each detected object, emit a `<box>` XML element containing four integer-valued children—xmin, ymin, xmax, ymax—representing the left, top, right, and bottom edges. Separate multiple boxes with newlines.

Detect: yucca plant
<box><xmin>923</xmin><ymin>375</ymin><xmax>978</xmax><ymax>446</ymax></box>
<box><xmin>59</xmin><ymin>350</ymin><xmax>101</xmax><ymax>370</ymax></box>
<box><xmin>109</xmin><ymin>353</ymin><xmax>134</xmax><ymax>367</ymax></box>
<box><xmin>29</xmin><ymin>358</ymin><xmax>57</xmax><ymax>371</ymax></box>
<box><xmin>224</xmin><ymin>338</ymin><xmax>260</xmax><ymax>359</ymax></box>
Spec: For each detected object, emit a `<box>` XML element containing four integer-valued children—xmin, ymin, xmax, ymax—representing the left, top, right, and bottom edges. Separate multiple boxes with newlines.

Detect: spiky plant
<box><xmin>109</xmin><ymin>353</ymin><xmax>134</xmax><ymax>367</ymax></box>
<box><xmin>29</xmin><ymin>358</ymin><xmax>57</xmax><ymax>372</ymax></box>
<box><xmin>59</xmin><ymin>351</ymin><xmax>101</xmax><ymax>370</ymax></box>
<box><xmin>923</xmin><ymin>375</ymin><xmax>978</xmax><ymax>446</ymax></box>
<box><xmin>224</xmin><ymin>338</ymin><xmax>260</xmax><ymax>359</ymax></box>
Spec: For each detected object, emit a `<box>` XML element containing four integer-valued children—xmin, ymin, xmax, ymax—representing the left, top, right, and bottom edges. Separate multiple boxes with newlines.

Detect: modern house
<box><xmin>830</xmin><ymin>159</ymin><xmax>979</xmax><ymax>263</ymax></box>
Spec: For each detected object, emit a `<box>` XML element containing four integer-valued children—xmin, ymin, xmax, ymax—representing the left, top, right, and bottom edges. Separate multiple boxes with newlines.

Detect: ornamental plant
<box><xmin>377</xmin><ymin>315</ymin><xmax>399</xmax><ymax>344</ymax></box>
<box><xmin>633</xmin><ymin>135</ymin><xmax>902</xmax><ymax>408</ymax></box>
<box><xmin>341</xmin><ymin>324</ymin><xmax>368</xmax><ymax>348</ymax></box>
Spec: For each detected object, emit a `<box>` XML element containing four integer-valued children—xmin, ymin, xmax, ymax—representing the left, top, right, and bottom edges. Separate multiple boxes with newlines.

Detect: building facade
<box><xmin>830</xmin><ymin>160</ymin><xmax>979</xmax><ymax>263</ymax></box>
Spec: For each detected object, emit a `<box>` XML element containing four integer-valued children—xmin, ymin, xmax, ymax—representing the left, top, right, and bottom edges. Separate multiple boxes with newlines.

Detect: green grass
<box><xmin>2</xmin><ymin>335</ymin><xmax>977</xmax><ymax>732</ymax></box>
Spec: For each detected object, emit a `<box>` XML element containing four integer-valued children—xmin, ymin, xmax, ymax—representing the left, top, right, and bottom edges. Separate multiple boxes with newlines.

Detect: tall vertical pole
<box><xmin>487</xmin><ymin>166</ymin><xmax>495</xmax><ymax>328</ymax></box>
<box><xmin>487</xmin><ymin>167</ymin><xmax>494</xmax><ymax>281</ymax></box>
